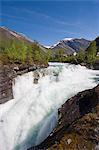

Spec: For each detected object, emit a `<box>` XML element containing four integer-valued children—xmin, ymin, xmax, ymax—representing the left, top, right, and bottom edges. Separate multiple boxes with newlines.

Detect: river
<box><xmin>0</xmin><ymin>63</ymin><xmax>99</xmax><ymax>150</ymax></box>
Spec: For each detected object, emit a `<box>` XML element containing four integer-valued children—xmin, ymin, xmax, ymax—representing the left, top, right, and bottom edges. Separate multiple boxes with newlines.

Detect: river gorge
<box><xmin>0</xmin><ymin>63</ymin><xmax>99</xmax><ymax>150</ymax></box>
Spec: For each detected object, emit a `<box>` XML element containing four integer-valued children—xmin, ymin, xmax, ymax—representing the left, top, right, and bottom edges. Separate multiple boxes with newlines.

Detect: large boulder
<box><xmin>29</xmin><ymin>85</ymin><xmax>99</xmax><ymax>150</ymax></box>
<box><xmin>0</xmin><ymin>65</ymin><xmax>14</xmax><ymax>104</ymax></box>
<box><xmin>0</xmin><ymin>63</ymin><xmax>48</xmax><ymax>104</ymax></box>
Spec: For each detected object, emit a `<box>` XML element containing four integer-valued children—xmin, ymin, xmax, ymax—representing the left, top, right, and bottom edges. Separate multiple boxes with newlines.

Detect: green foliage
<box><xmin>0</xmin><ymin>37</ymin><xmax>98</xmax><ymax>66</ymax></box>
<box><xmin>18</xmin><ymin>42</ymin><xmax>27</xmax><ymax>63</ymax></box>
<box><xmin>0</xmin><ymin>40</ymin><xmax>48</xmax><ymax>65</ymax></box>
<box><xmin>4</xmin><ymin>40</ymin><xmax>27</xmax><ymax>64</ymax></box>
<box><xmin>96</xmin><ymin>56</ymin><xmax>99</xmax><ymax>60</ymax></box>
<box><xmin>0</xmin><ymin>38</ymin><xmax>10</xmax><ymax>52</ymax></box>
<box><xmin>5</xmin><ymin>42</ymin><xmax>16</xmax><ymax>61</ymax></box>
<box><xmin>86</xmin><ymin>41</ymin><xmax>97</xmax><ymax>65</ymax></box>
<box><xmin>46</xmin><ymin>49</ymin><xmax>52</xmax><ymax>62</ymax></box>
<box><xmin>26</xmin><ymin>45</ymin><xmax>33</xmax><ymax>64</ymax></box>
<box><xmin>31</xmin><ymin>43</ymin><xmax>47</xmax><ymax>63</ymax></box>
<box><xmin>52</xmin><ymin>49</ymin><xmax>65</xmax><ymax>62</ymax></box>
<box><xmin>58</xmin><ymin>49</ymin><xmax>65</xmax><ymax>62</ymax></box>
<box><xmin>77</xmin><ymin>49</ymin><xmax>85</xmax><ymax>63</ymax></box>
<box><xmin>50</xmin><ymin>39</ymin><xmax>98</xmax><ymax>65</ymax></box>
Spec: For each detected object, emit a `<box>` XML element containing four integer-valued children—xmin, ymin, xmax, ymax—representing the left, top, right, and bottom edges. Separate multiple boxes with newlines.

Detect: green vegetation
<box><xmin>5</xmin><ymin>41</ymin><xmax>27</xmax><ymax>63</ymax></box>
<box><xmin>0</xmin><ymin>36</ymin><xmax>98</xmax><ymax>66</ymax></box>
<box><xmin>51</xmin><ymin>49</ymin><xmax>68</xmax><ymax>62</ymax></box>
<box><xmin>31</xmin><ymin>43</ymin><xmax>48</xmax><ymax>63</ymax></box>
<box><xmin>49</xmin><ymin>49</ymin><xmax>77</xmax><ymax>63</ymax></box>
<box><xmin>49</xmin><ymin>40</ymin><xmax>98</xmax><ymax>65</ymax></box>
<box><xmin>86</xmin><ymin>41</ymin><xmax>97</xmax><ymax>65</ymax></box>
<box><xmin>0</xmin><ymin>39</ymin><xmax>48</xmax><ymax>65</ymax></box>
<box><xmin>46</xmin><ymin>49</ymin><xmax>52</xmax><ymax>62</ymax></box>
<box><xmin>76</xmin><ymin>49</ymin><xmax>85</xmax><ymax>63</ymax></box>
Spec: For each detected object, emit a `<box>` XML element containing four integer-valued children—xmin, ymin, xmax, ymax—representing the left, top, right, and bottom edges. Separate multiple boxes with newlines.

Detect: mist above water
<box><xmin>0</xmin><ymin>63</ymin><xmax>99</xmax><ymax>150</ymax></box>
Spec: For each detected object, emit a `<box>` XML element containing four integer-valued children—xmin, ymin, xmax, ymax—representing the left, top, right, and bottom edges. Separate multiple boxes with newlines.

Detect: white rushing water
<box><xmin>0</xmin><ymin>63</ymin><xmax>99</xmax><ymax>150</ymax></box>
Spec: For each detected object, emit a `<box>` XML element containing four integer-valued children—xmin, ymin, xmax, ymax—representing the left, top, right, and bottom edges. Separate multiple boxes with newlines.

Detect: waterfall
<box><xmin>0</xmin><ymin>63</ymin><xmax>99</xmax><ymax>150</ymax></box>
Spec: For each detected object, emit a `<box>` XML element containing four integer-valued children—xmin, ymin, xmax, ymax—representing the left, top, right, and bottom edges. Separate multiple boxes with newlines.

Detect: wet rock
<box><xmin>0</xmin><ymin>65</ymin><xmax>14</xmax><ymax>104</ymax></box>
<box><xmin>28</xmin><ymin>85</ymin><xmax>99</xmax><ymax>150</ymax></box>
<box><xmin>0</xmin><ymin>63</ymin><xmax>48</xmax><ymax>104</ymax></box>
<box><xmin>58</xmin><ymin>84</ymin><xmax>99</xmax><ymax>127</ymax></box>
<box><xmin>33</xmin><ymin>71</ymin><xmax>40</xmax><ymax>84</ymax></box>
<box><xmin>93</xmin><ymin>60</ymin><xmax>99</xmax><ymax>70</ymax></box>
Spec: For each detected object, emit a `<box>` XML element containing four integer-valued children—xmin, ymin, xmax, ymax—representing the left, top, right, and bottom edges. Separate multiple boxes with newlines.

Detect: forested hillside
<box><xmin>0</xmin><ymin>27</ymin><xmax>51</xmax><ymax>65</ymax></box>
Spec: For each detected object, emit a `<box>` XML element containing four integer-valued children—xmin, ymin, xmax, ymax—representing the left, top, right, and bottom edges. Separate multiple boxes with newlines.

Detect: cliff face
<box><xmin>47</xmin><ymin>109</ymin><xmax>99</xmax><ymax>150</ymax></box>
<box><xmin>28</xmin><ymin>85</ymin><xmax>99</xmax><ymax>150</ymax></box>
<box><xmin>50</xmin><ymin>38</ymin><xmax>90</xmax><ymax>55</ymax></box>
<box><xmin>58</xmin><ymin>85</ymin><xmax>99</xmax><ymax>126</ymax></box>
<box><xmin>93</xmin><ymin>60</ymin><xmax>99</xmax><ymax>70</ymax></box>
<box><xmin>0</xmin><ymin>63</ymin><xmax>48</xmax><ymax>104</ymax></box>
<box><xmin>0</xmin><ymin>65</ymin><xmax>14</xmax><ymax>104</ymax></box>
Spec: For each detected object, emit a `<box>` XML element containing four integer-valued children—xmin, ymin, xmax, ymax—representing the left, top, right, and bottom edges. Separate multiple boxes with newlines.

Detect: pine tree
<box><xmin>18</xmin><ymin>42</ymin><xmax>27</xmax><ymax>63</ymax></box>
<box><xmin>77</xmin><ymin>49</ymin><xmax>85</xmax><ymax>63</ymax></box>
<box><xmin>86</xmin><ymin>41</ymin><xmax>97</xmax><ymax>64</ymax></box>
<box><xmin>5</xmin><ymin>40</ymin><xmax>17</xmax><ymax>62</ymax></box>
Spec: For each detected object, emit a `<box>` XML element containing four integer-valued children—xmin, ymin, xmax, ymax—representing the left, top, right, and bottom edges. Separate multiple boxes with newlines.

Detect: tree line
<box><xmin>0</xmin><ymin>39</ymin><xmax>98</xmax><ymax>65</ymax></box>
<box><xmin>50</xmin><ymin>40</ymin><xmax>98</xmax><ymax>65</ymax></box>
<box><xmin>0</xmin><ymin>39</ymin><xmax>51</xmax><ymax>65</ymax></box>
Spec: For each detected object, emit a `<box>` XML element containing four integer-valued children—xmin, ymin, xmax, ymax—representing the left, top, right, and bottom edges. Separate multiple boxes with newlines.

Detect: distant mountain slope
<box><xmin>0</xmin><ymin>26</ymin><xmax>47</xmax><ymax>52</ymax></box>
<box><xmin>0</xmin><ymin>26</ymin><xmax>91</xmax><ymax>56</ymax></box>
<box><xmin>0</xmin><ymin>26</ymin><xmax>50</xmax><ymax>66</ymax></box>
<box><xmin>0</xmin><ymin>26</ymin><xmax>34</xmax><ymax>44</ymax></box>
<box><xmin>50</xmin><ymin>38</ymin><xmax>90</xmax><ymax>55</ymax></box>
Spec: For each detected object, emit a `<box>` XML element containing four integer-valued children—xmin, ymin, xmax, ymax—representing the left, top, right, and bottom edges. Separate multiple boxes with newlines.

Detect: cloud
<box><xmin>1</xmin><ymin>6</ymin><xmax>84</xmax><ymax>36</ymax></box>
<box><xmin>22</xmin><ymin>8</ymin><xmax>80</xmax><ymax>28</ymax></box>
<box><xmin>2</xmin><ymin>5</ymin><xmax>81</xmax><ymax>28</ymax></box>
<box><xmin>1</xmin><ymin>13</ymin><xmax>79</xmax><ymax>36</ymax></box>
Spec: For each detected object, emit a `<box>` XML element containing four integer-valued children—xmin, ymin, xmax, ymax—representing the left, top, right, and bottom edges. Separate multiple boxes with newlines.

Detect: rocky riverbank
<box><xmin>93</xmin><ymin>60</ymin><xmax>99</xmax><ymax>70</ymax></box>
<box><xmin>70</xmin><ymin>59</ymin><xmax>99</xmax><ymax>70</ymax></box>
<box><xmin>0</xmin><ymin>61</ymin><xmax>98</xmax><ymax>104</ymax></box>
<box><xmin>0</xmin><ymin>62</ymin><xmax>99</xmax><ymax>150</ymax></box>
<box><xmin>0</xmin><ymin>63</ymin><xmax>48</xmax><ymax>104</ymax></box>
<box><xmin>28</xmin><ymin>84</ymin><xmax>99</xmax><ymax>150</ymax></box>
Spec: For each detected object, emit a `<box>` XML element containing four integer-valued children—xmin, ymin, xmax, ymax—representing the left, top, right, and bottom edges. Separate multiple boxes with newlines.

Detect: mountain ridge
<box><xmin>0</xmin><ymin>26</ymin><xmax>48</xmax><ymax>53</ymax></box>
<box><xmin>0</xmin><ymin>26</ymin><xmax>90</xmax><ymax>55</ymax></box>
<box><xmin>50</xmin><ymin>38</ymin><xmax>90</xmax><ymax>55</ymax></box>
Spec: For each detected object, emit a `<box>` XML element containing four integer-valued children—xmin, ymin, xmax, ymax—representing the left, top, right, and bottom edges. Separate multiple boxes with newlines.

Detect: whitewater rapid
<box><xmin>0</xmin><ymin>63</ymin><xmax>99</xmax><ymax>150</ymax></box>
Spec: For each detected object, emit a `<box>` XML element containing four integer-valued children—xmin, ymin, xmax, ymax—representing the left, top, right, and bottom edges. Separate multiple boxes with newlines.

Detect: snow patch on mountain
<box><xmin>50</xmin><ymin>42</ymin><xmax>60</xmax><ymax>48</ymax></box>
<box><xmin>50</xmin><ymin>38</ymin><xmax>73</xmax><ymax>49</ymax></box>
<box><xmin>63</xmin><ymin>38</ymin><xmax>73</xmax><ymax>41</ymax></box>
<box><xmin>44</xmin><ymin>45</ymin><xmax>51</xmax><ymax>49</ymax></box>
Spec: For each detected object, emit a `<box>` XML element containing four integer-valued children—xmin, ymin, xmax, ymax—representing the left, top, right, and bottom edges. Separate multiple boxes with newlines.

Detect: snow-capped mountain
<box><xmin>50</xmin><ymin>38</ymin><xmax>90</xmax><ymax>55</ymax></box>
<box><xmin>44</xmin><ymin>38</ymin><xmax>73</xmax><ymax>49</ymax></box>
<box><xmin>0</xmin><ymin>26</ymin><xmax>90</xmax><ymax>55</ymax></box>
<box><xmin>44</xmin><ymin>45</ymin><xmax>51</xmax><ymax>49</ymax></box>
<box><xmin>63</xmin><ymin>38</ymin><xmax>73</xmax><ymax>41</ymax></box>
<box><xmin>50</xmin><ymin>38</ymin><xmax>73</xmax><ymax>49</ymax></box>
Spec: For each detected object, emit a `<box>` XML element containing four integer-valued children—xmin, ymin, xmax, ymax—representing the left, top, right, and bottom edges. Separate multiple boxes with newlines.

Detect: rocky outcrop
<box><xmin>58</xmin><ymin>84</ymin><xmax>99</xmax><ymax>126</ymax></box>
<box><xmin>93</xmin><ymin>60</ymin><xmax>99</xmax><ymax>70</ymax></box>
<box><xmin>51</xmin><ymin>38</ymin><xmax>90</xmax><ymax>55</ymax></box>
<box><xmin>28</xmin><ymin>85</ymin><xmax>99</xmax><ymax>150</ymax></box>
<box><xmin>47</xmin><ymin>110</ymin><xmax>99</xmax><ymax>150</ymax></box>
<box><xmin>0</xmin><ymin>65</ymin><xmax>14</xmax><ymax>104</ymax></box>
<box><xmin>0</xmin><ymin>63</ymin><xmax>48</xmax><ymax>104</ymax></box>
<box><xmin>13</xmin><ymin>63</ymin><xmax>48</xmax><ymax>75</ymax></box>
